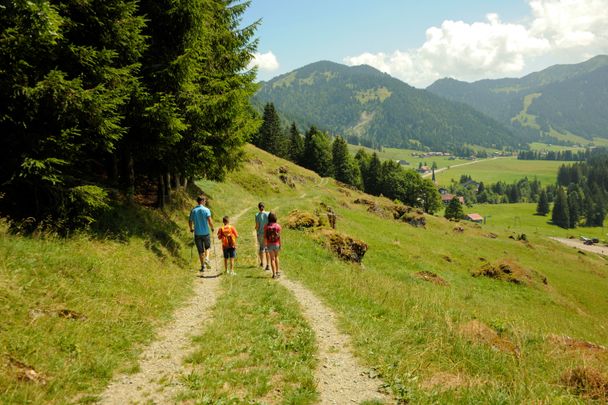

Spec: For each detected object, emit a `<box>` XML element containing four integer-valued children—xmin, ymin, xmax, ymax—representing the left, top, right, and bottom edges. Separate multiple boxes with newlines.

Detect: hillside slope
<box><xmin>208</xmin><ymin>144</ymin><xmax>608</xmax><ymax>402</ymax></box>
<box><xmin>3</xmin><ymin>145</ymin><xmax>608</xmax><ymax>403</ymax></box>
<box><xmin>253</xmin><ymin>61</ymin><xmax>520</xmax><ymax>150</ymax></box>
<box><xmin>427</xmin><ymin>55</ymin><xmax>608</xmax><ymax>142</ymax></box>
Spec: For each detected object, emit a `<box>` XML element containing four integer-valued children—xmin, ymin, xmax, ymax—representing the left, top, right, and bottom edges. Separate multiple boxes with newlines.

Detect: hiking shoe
<box><xmin>259</xmin><ymin>262</ymin><xmax>264</xmax><ymax>267</ymax></box>
<box><xmin>199</xmin><ymin>265</ymin><xmax>205</xmax><ymax>273</ymax></box>
<box><xmin>205</xmin><ymin>258</ymin><xmax>211</xmax><ymax>267</ymax></box>
<box><xmin>230</xmin><ymin>271</ymin><xmax>236</xmax><ymax>276</ymax></box>
<box><xmin>265</xmin><ymin>265</ymin><xmax>270</xmax><ymax>271</ymax></box>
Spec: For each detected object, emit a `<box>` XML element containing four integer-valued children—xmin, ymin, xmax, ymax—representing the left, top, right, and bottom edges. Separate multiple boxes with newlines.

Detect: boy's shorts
<box><xmin>194</xmin><ymin>234</ymin><xmax>211</xmax><ymax>254</ymax></box>
<box><xmin>257</xmin><ymin>233</ymin><xmax>267</xmax><ymax>252</ymax></box>
<box><xmin>223</xmin><ymin>247</ymin><xmax>237</xmax><ymax>259</ymax></box>
<box><xmin>267</xmin><ymin>244</ymin><xmax>280</xmax><ymax>252</ymax></box>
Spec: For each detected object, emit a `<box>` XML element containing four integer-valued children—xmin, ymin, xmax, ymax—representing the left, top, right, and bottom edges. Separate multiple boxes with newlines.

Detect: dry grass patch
<box><xmin>420</xmin><ymin>371</ymin><xmax>470</xmax><ymax>392</ymax></box>
<box><xmin>414</xmin><ymin>271</ymin><xmax>449</xmax><ymax>286</ymax></box>
<box><xmin>560</xmin><ymin>366</ymin><xmax>608</xmax><ymax>401</ymax></box>
<box><xmin>471</xmin><ymin>259</ymin><xmax>534</xmax><ymax>285</ymax></box>
<box><xmin>314</xmin><ymin>228</ymin><xmax>368</xmax><ymax>263</ymax></box>
<box><xmin>458</xmin><ymin>320</ymin><xmax>519</xmax><ymax>356</ymax></box>
<box><xmin>284</xmin><ymin>210</ymin><xmax>319</xmax><ymax>229</ymax></box>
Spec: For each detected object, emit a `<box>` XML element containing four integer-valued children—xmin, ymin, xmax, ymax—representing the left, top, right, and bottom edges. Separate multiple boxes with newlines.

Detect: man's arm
<box><xmin>189</xmin><ymin>220</ymin><xmax>194</xmax><ymax>233</ymax></box>
<box><xmin>207</xmin><ymin>216</ymin><xmax>214</xmax><ymax>232</ymax></box>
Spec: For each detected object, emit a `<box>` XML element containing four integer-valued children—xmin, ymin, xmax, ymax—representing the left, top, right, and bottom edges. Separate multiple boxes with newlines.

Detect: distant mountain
<box><xmin>427</xmin><ymin>55</ymin><xmax>608</xmax><ymax>142</ymax></box>
<box><xmin>253</xmin><ymin>61</ymin><xmax>521</xmax><ymax>150</ymax></box>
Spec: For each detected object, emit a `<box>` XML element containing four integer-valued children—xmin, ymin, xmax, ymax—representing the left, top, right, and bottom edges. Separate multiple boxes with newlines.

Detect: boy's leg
<box><xmin>275</xmin><ymin>252</ymin><xmax>280</xmax><ymax>275</ymax></box>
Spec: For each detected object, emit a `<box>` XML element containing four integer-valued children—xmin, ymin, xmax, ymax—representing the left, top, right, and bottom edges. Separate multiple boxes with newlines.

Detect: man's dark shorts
<box><xmin>223</xmin><ymin>247</ymin><xmax>237</xmax><ymax>259</ymax></box>
<box><xmin>194</xmin><ymin>234</ymin><xmax>211</xmax><ymax>254</ymax></box>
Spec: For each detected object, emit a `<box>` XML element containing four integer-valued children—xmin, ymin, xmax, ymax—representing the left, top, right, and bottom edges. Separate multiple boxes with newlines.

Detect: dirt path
<box><xmin>550</xmin><ymin>237</ymin><xmax>608</xmax><ymax>256</ymax></box>
<box><xmin>97</xmin><ymin>207</ymin><xmax>250</xmax><ymax>405</ymax></box>
<box><xmin>279</xmin><ymin>276</ymin><xmax>392</xmax><ymax>404</ymax></box>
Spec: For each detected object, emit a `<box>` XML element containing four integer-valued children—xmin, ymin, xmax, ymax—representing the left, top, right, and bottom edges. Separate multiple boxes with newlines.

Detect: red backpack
<box><xmin>265</xmin><ymin>224</ymin><xmax>279</xmax><ymax>243</ymax></box>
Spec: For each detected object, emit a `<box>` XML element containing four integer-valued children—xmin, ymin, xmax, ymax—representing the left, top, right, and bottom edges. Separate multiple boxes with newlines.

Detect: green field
<box><xmin>528</xmin><ymin>142</ymin><xmax>585</xmax><ymax>152</ymax></box>
<box><xmin>435</xmin><ymin>157</ymin><xmax>566</xmax><ymax>186</ymax></box>
<box><xmin>465</xmin><ymin>203</ymin><xmax>607</xmax><ymax>241</ymax></box>
<box><xmin>346</xmin><ymin>144</ymin><xmax>471</xmax><ymax>170</ymax></box>
<box><xmin>3</xmin><ymin>145</ymin><xmax>608</xmax><ymax>403</ymax></box>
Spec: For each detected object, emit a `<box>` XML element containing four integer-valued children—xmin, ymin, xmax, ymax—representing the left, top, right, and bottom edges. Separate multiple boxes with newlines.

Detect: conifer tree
<box><xmin>256</xmin><ymin>103</ymin><xmax>286</xmax><ymax>157</ymax></box>
<box><xmin>364</xmin><ymin>153</ymin><xmax>382</xmax><ymax>195</ymax></box>
<box><xmin>332</xmin><ymin>136</ymin><xmax>361</xmax><ymax>187</ymax></box>
<box><xmin>288</xmin><ymin>122</ymin><xmax>304</xmax><ymax>164</ymax></box>
<box><xmin>302</xmin><ymin>127</ymin><xmax>333</xmax><ymax>177</ymax></box>
<box><xmin>552</xmin><ymin>188</ymin><xmax>570</xmax><ymax>228</ymax></box>
<box><xmin>536</xmin><ymin>190</ymin><xmax>550</xmax><ymax>216</ymax></box>
<box><xmin>0</xmin><ymin>0</ymin><xmax>146</xmax><ymax>225</ymax></box>
<box><xmin>444</xmin><ymin>197</ymin><xmax>464</xmax><ymax>220</ymax></box>
<box><xmin>567</xmin><ymin>189</ymin><xmax>581</xmax><ymax>228</ymax></box>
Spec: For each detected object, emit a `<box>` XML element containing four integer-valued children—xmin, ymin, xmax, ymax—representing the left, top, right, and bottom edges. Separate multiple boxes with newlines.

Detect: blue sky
<box><xmin>243</xmin><ymin>0</ymin><xmax>608</xmax><ymax>87</ymax></box>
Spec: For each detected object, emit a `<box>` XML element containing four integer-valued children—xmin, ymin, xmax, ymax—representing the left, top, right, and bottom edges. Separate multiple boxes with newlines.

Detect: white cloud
<box><xmin>344</xmin><ymin>0</ymin><xmax>608</xmax><ymax>88</ymax></box>
<box><xmin>250</xmin><ymin>51</ymin><xmax>279</xmax><ymax>72</ymax></box>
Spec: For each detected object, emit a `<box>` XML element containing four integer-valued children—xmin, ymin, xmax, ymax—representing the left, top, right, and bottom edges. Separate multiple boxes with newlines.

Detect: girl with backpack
<box><xmin>264</xmin><ymin>212</ymin><xmax>282</xmax><ymax>279</ymax></box>
<box><xmin>217</xmin><ymin>216</ymin><xmax>239</xmax><ymax>275</ymax></box>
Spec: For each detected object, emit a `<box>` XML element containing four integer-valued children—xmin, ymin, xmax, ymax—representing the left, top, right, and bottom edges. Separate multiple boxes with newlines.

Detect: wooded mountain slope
<box><xmin>253</xmin><ymin>61</ymin><xmax>520</xmax><ymax>150</ymax></box>
<box><xmin>427</xmin><ymin>55</ymin><xmax>608</xmax><ymax>142</ymax></box>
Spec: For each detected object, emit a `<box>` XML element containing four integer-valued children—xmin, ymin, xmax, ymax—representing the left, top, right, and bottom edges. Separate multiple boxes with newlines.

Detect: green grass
<box><xmin>435</xmin><ymin>157</ymin><xmax>566</xmax><ymax>186</ymax></box>
<box><xmin>4</xmin><ymin>144</ymin><xmax>608</xmax><ymax>403</ymax></box>
<box><xmin>178</xmin><ymin>266</ymin><xmax>317</xmax><ymax>404</ymax></box>
<box><xmin>209</xmin><ymin>144</ymin><xmax>608</xmax><ymax>403</ymax></box>
<box><xmin>346</xmin><ymin>144</ymin><xmax>472</xmax><ymax>170</ymax></box>
<box><xmin>0</xmin><ymin>200</ymin><xmax>194</xmax><ymax>404</ymax></box>
<box><xmin>468</xmin><ymin>203</ymin><xmax>608</xmax><ymax>241</ymax></box>
<box><xmin>528</xmin><ymin>142</ymin><xmax>585</xmax><ymax>152</ymax></box>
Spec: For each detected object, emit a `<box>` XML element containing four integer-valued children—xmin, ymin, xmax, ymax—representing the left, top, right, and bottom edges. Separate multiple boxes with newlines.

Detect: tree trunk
<box><xmin>165</xmin><ymin>172</ymin><xmax>172</xmax><ymax>203</ymax></box>
<box><xmin>158</xmin><ymin>175</ymin><xmax>165</xmax><ymax>208</ymax></box>
<box><xmin>126</xmin><ymin>153</ymin><xmax>135</xmax><ymax>201</ymax></box>
<box><xmin>174</xmin><ymin>173</ymin><xmax>182</xmax><ymax>189</ymax></box>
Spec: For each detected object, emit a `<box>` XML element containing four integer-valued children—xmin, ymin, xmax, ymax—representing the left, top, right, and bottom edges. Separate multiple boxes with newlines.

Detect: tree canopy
<box><xmin>0</xmin><ymin>0</ymin><xmax>260</xmax><ymax>229</ymax></box>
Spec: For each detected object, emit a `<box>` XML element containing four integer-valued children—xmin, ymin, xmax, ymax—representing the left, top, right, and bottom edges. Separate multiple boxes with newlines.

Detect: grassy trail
<box><xmin>98</xmin><ymin>207</ymin><xmax>250</xmax><ymax>403</ymax></box>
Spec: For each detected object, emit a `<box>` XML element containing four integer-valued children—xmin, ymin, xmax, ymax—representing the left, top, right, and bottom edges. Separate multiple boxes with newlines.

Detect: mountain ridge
<box><xmin>427</xmin><ymin>55</ymin><xmax>608</xmax><ymax>142</ymax></box>
<box><xmin>253</xmin><ymin>61</ymin><xmax>521</xmax><ymax>151</ymax></box>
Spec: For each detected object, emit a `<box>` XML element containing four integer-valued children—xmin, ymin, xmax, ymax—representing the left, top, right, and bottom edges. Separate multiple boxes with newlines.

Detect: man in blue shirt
<box><xmin>189</xmin><ymin>196</ymin><xmax>214</xmax><ymax>272</ymax></box>
<box><xmin>255</xmin><ymin>202</ymin><xmax>270</xmax><ymax>270</ymax></box>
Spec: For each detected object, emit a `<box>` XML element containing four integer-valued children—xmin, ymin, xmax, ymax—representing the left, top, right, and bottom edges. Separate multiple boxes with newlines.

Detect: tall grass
<box><xmin>0</xmin><ymin>198</ymin><xmax>194</xmax><ymax>404</ymax></box>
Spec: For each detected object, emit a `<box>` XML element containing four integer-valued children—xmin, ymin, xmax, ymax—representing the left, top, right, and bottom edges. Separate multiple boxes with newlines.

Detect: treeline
<box><xmin>517</xmin><ymin>149</ymin><xmax>589</xmax><ymax>161</ymax></box>
<box><xmin>252</xmin><ymin>103</ymin><xmax>442</xmax><ymax>213</ymax></box>
<box><xmin>0</xmin><ymin>0</ymin><xmax>258</xmax><ymax>229</ymax></box>
<box><xmin>550</xmin><ymin>149</ymin><xmax>608</xmax><ymax>228</ymax></box>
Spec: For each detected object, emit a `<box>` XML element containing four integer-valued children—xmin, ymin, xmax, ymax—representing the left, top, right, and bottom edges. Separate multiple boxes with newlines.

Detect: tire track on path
<box><xmin>97</xmin><ymin>207</ymin><xmax>250</xmax><ymax>404</ymax></box>
<box><xmin>278</xmin><ymin>275</ymin><xmax>392</xmax><ymax>404</ymax></box>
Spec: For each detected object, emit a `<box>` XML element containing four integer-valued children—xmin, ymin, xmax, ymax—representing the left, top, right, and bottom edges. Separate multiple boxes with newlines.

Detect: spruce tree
<box><xmin>257</xmin><ymin>103</ymin><xmax>286</xmax><ymax>157</ymax></box>
<box><xmin>567</xmin><ymin>189</ymin><xmax>581</xmax><ymax>228</ymax></box>
<box><xmin>0</xmin><ymin>0</ymin><xmax>146</xmax><ymax>225</ymax></box>
<box><xmin>536</xmin><ymin>190</ymin><xmax>550</xmax><ymax>216</ymax></box>
<box><xmin>332</xmin><ymin>136</ymin><xmax>360</xmax><ymax>187</ymax></box>
<box><xmin>288</xmin><ymin>122</ymin><xmax>304</xmax><ymax>164</ymax></box>
<box><xmin>302</xmin><ymin>126</ymin><xmax>333</xmax><ymax>177</ymax></box>
<box><xmin>444</xmin><ymin>197</ymin><xmax>464</xmax><ymax>220</ymax></box>
<box><xmin>365</xmin><ymin>153</ymin><xmax>382</xmax><ymax>195</ymax></box>
<box><xmin>552</xmin><ymin>188</ymin><xmax>570</xmax><ymax>228</ymax></box>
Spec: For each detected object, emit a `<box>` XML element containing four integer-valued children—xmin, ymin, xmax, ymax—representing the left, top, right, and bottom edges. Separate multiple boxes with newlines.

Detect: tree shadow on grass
<box><xmin>91</xmin><ymin>184</ymin><xmax>205</xmax><ymax>264</ymax></box>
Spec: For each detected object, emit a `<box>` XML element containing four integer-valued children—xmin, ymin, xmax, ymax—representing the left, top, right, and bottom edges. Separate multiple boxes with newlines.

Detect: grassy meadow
<box><xmin>3</xmin><ymin>144</ymin><xmax>608</xmax><ymax>403</ymax></box>
<box><xmin>0</xmin><ymin>200</ymin><xmax>195</xmax><ymax>404</ymax></box>
<box><xmin>213</xmin><ymin>145</ymin><xmax>608</xmax><ymax>403</ymax></box>
<box><xmin>434</xmin><ymin>157</ymin><xmax>566</xmax><ymax>186</ymax></box>
<box><xmin>346</xmin><ymin>144</ymin><xmax>471</xmax><ymax>170</ymax></box>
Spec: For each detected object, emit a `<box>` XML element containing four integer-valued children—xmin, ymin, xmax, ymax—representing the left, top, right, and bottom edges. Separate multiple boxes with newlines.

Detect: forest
<box><xmin>252</xmin><ymin>103</ymin><xmax>443</xmax><ymax>214</ymax></box>
<box><xmin>0</xmin><ymin>0</ymin><xmax>259</xmax><ymax>230</ymax></box>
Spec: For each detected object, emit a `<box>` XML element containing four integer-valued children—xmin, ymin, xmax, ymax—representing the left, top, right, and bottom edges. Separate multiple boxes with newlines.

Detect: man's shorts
<box><xmin>223</xmin><ymin>247</ymin><xmax>237</xmax><ymax>259</ymax></box>
<box><xmin>194</xmin><ymin>234</ymin><xmax>211</xmax><ymax>254</ymax></box>
<box><xmin>267</xmin><ymin>244</ymin><xmax>280</xmax><ymax>252</ymax></box>
<box><xmin>257</xmin><ymin>233</ymin><xmax>267</xmax><ymax>252</ymax></box>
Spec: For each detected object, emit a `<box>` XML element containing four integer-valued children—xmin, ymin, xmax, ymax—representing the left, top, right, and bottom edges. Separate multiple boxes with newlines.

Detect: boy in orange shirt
<box><xmin>217</xmin><ymin>216</ymin><xmax>239</xmax><ymax>275</ymax></box>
